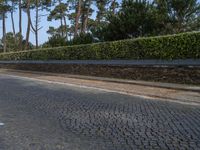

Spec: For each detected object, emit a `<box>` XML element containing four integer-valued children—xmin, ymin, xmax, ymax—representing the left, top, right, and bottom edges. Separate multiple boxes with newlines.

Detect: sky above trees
<box><xmin>3</xmin><ymin>0</ymin><xmax>121</xmax><ymax>45</ymax></box>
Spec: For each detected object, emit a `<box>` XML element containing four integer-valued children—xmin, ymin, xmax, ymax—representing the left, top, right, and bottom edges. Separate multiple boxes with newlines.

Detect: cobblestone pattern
<box><xmin>1</xmin><ymin>75</ymin><xmax>200</xmax><ymax>149</ymax></box>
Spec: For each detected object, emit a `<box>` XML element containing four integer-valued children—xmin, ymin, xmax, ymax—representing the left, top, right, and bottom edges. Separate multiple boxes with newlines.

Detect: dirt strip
<box><xmin>0</xmin><ymin>69</ymin><xmax>200</xmax><ymax>105</ymax></box>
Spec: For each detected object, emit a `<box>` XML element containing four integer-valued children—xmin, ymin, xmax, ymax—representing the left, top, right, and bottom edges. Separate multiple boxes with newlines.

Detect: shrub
<box><xmin>71</xmin><ymin>33</ymin><xmax>96</xmax><ymax>45</ymax></box>
<box><xmin>0</xmin><ymin>32</ymin><xmax>199</xmax><ymax>60</ymax></box>
<box><xmin>42</xmin><ymin>35</ymin><xmax>67</xmax><ymax>48</ymax></box>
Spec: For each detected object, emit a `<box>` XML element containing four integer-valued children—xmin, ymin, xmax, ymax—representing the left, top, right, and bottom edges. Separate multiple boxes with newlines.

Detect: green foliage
<box><xmin>47</xmin><ymin>26</ymin><xmax>69</xmax><ymax>37</ymax></box>
<box><xmin>43</xmin><ymin>35</ymin><xmax>67</xmax><ymax>48</ymax></box>
<box><xmin>0</xmin><ymin>32</ymin><xmax>33</xmax><ymax>52</ymax></box>
<box><xmin>95</xmin><ymin>0</ymin><xmax>110</xmax><ymax>22</ymax></box>
<box><xmin>0</xmin><ymin>32</ymin><xmax>199</xmax><ymax>60</ymax></box>
<box><xmin>2</xmin><ymin>32</ymin><xmax>16</xmax><ymax>52</ymax></box>
<box><xmin>71</xmin><ymin>33</ymin><xmax>95</xmax><ymax>45</ymax></box>
<box><xmin>94</xmin><ymin>0</ymin><xmax>200</xmax><ymax>42</ymax></box>
<box><xmin>99</xmin><ymin>0</ymin><xmax>157</xmax><ymax>41</ymax></box>
<box><xmin>1</xmin><ymin>0</ymin><xmax>200</xmax><ymax>51</ymax></box>
<box><xmin>47</xmin><ymin>2</ymin><xmax>68</xmax><ymax>21</ymax></box>
<box><xmin>43</xmin><ymin>33</ymin><xmax>94</xmax><ymax>48</ymax></box>
<box><xmin>154</xmin><ymin>0</ymin><xmax>200</xmax><ymax>33</ymax></box>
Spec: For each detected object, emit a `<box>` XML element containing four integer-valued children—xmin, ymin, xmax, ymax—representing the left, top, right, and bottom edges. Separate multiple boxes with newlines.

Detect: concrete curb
<box><xmin>2</xmin><ymin>69</ymin><xmax>200</xmax><ymax>93</ymax></box>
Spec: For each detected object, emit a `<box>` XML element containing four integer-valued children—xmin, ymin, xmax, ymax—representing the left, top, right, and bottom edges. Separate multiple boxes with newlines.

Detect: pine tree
<box><xmin>0</xmin><ymin>0</ymin><xmax>10</xmax><ymax>52</ymax></box>
<box><xmin>80</xmin><ymin>0</ymin><xmax>93</xmax><ymax>33</ymax></box>
<box><xmin>9</xmin><ymin>0</ymin><xmax>17</xmax><ymax>40</ymax></box>
<box><xmin>155</xmin><ymin>0</ymin><xmax>200</xmax><ymax>33</ymax></box>
<box><xmin>30</xmin><ymin>0</ymin><xmax>52</xmax><ymax>48</ymax></box>
<box><xmin>48</xmin><ymin>0</ymin><xmax>68</xmax><ymax>39</ymax></box>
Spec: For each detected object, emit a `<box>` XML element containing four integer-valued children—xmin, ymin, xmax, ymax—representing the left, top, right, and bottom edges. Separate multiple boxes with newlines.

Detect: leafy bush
<box><xmin>42</xmin><ymin>35</ymin><xmax>67</xmax><ymax>48</ymax></box>
<box><xmin>71</xmin><ymin>33</ymin><xmax>95</xmax><ymax>45</ymax></box>
<box><xmin>0</xmin><ymin>32</ymin><xmax>199</xmax><ymax>60</ymax></box>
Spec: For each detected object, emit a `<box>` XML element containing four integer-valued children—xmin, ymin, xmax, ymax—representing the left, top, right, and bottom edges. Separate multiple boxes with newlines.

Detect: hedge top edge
<box><xmin>1</xmin><ymin>31</ymin><xmax>199</xmax><ymax>55</ymax></box>
<box><xmin>0</xmin><ymin>31</ymin><xmax>199</xmax><ymax>60</ymax></box>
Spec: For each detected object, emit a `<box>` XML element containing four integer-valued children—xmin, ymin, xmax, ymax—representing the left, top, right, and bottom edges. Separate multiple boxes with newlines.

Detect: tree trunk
<box><xmin>25</xmin><ymin>0</ymin><xmax>31</xmax><ymax>50</ymax></box>
<box><xmin>2</xmin><ymin>12</ymin><xmax>6</xmax><ymax>52</ymax></box>
<box><xmin>11</xmin><ymin>2</ymin><xmax>16</xmax><ymax>39</ymax></box>
<box><xmin>74</xmin><ymin>0</ymin><xmax>82</xmax><ymax>37</ymax></box>
<box><xmin>58</xmin><ymin>0</ymin><xmax>65</xmax><ymax>38</ymax></box>
<box><xmin>83</xmin><ymin>0</ymin><xmax>92</xmax><ymax>33</ymax></box>
<box><xmin>63</xmin><ymin>16</ymin><xmax>68</xmax><ymax>40</ymax></box>
<box><xmin>60</xmin><ymin>18</ymin><xmax>64</xmax><ymax>37</ymax></box>
<box><xmin>35</xmin><ymin>0</ymin><xmax>39</xmax><ymax>48</ymax></box>
<box><xmin>111</xmin><ymin>0</ymin><xmax>116</xmax><ymax>14</ymax></box>
<box><xmin>19</xmin><ymin>0</ymin><xmax>22</xmax><ymax>50</ymax></box>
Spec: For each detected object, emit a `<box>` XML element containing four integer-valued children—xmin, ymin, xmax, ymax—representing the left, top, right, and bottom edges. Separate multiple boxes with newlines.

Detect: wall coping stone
<box><xmin>0</xmin><ymin>59</ymin><xmax>200</xmax><ymax>66</ymax></box>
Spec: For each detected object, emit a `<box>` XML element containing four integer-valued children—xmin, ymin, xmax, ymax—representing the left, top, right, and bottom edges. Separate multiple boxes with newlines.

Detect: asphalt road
<box><xmin>0</xmin><ymin>74</ymin><xmax>200</xmax><ymax>150</ymax></box>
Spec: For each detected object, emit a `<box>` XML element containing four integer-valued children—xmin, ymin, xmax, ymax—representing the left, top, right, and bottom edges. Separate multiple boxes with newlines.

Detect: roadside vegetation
<box><xmin>0</xmin><ymin>0</ymin><xmax>200</xmax><ymax>55</ymax></box>
<box><xmin>0</xmin><ymin>31</ymin><xmax>199</xmax><ymax>60</ymax></box>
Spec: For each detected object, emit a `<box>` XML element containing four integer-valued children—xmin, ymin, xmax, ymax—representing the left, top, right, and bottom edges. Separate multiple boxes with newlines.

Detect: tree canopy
<box><xmin>0</xmin><ymin>0</ymin><xmax>200</xmax><ymax>51</ymax></box>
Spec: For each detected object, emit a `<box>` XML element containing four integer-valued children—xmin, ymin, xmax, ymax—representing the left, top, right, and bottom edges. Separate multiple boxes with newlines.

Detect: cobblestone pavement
<box><xmin>0</xmin><ymin>74</ymin><xmax>200</xmax><ymax>150</ymax></box>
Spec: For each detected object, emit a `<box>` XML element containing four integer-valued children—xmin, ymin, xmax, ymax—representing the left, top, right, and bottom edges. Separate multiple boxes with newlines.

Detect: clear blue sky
<box><xmin>2</xmin><ymin>0</ymin><xmax>199</xmax><ymax>45</ymax></box>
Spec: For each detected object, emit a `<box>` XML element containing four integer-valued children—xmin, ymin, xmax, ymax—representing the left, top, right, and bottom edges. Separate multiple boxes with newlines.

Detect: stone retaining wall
<box><xmin>0</xmin><ymin>61</ymin><xmax>199</xmax><ymax>85</ymax></box>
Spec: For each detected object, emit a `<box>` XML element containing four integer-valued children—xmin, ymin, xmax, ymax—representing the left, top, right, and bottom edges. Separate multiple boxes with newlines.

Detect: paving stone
<box><xmin>0</xmin><ymin>75</ymin><xmax>200</xmax><ymax>149</ymax></box>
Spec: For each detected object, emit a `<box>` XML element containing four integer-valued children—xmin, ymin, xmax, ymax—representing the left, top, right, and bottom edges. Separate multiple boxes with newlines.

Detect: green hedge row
<box><xmin>0</xmin><ymin>32</ymin><xmax>199</xmax><ymax>60</ymax></box>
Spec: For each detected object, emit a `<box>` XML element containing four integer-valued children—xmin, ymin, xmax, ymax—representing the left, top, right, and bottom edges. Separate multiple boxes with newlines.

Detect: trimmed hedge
<box><xmin>0</xmin><ymin>32</ymin><xmax>199</xmax><ymax>60</ymax></box>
